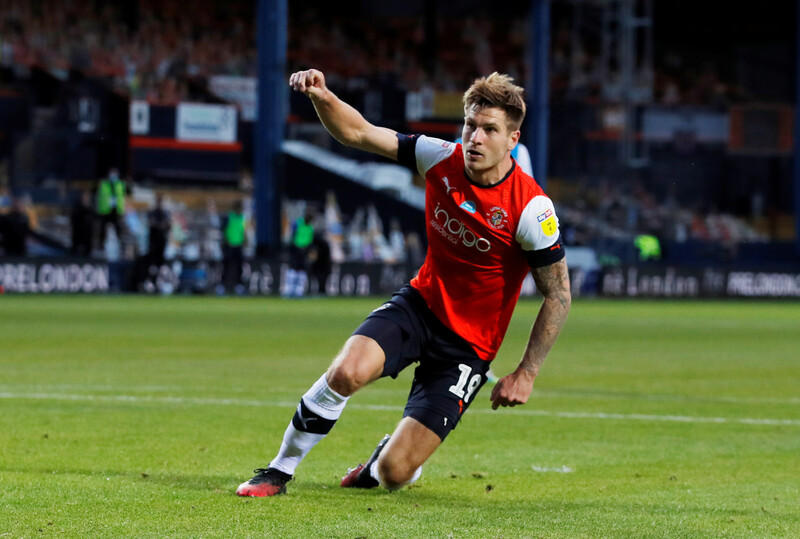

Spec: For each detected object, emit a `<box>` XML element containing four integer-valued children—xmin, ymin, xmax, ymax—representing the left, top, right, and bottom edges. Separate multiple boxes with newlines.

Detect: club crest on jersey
<box><xmin>460</xmin><ymin>200</ymin><xmax>477</xmax><ymax>214</ymax></box>
<box><xmin>485</xmin><ymin>206</ymin><xmax>509</xmax><ymax>230</ymax></box>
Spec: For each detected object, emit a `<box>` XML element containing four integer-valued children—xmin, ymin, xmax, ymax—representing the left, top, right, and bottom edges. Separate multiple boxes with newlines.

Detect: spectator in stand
<box><xmin>219</xmin><ymin>200</ymin><xmax>247</xmax><ymax>295</ymax></box>
<box><xmin>95</xmin><ymin>168</ymin><xmax>127</xmax><ymax>254</ymax></box>
<box><xmin>345</xmin><ymin>207</ymin><xmax>365</xmax><ymax>261</ymax></box>
<box><xmin>201</xmin><ymin>199</ymin><xmax>223</xmax><ymax>261</ymax></box>
<box><xmin>387</xmin><ymin>218</ymin><xmax>407</xmax><ymax>264</ymax></box>
<box><xmin>309</xmin><ymin>230</ymin><xmax>332</xmax><ymax>296</ymax></box>
<box><xmin>634</xmin><ymin>233</ymin><xmax>661</xmax><ymax>262</ymax></box>
<box><xmin>284</xmin><ymin>207</ymin><xmax>316</xmax><ymax>297</ymax></box>
<box><xmin>1</xmin><ymin>195</ymin><xmax>30</xmax><ymax>256</ymax></box>
<box><xmin>146</xmin><ymin>194</ymin><xmax>171</xmax><ymax>269</ymax></box>
<box><xmin>324</xmin><ymin>190</ymin><xmax>345</xmax><ymax>264</ymax></box>
<box><xmin>404</xmin><ymin>231</ymin><xmax>424</xmax><ymax>269</ymax></box>
<box><xmin>70</xmin><ymin>190</ymin><xmax>94</xmax><ymax>256</ymax></box>
<box><xmin>365</xmin><ymin>204</ymin><xmax>384</xmax><ymax>238</ymax></box>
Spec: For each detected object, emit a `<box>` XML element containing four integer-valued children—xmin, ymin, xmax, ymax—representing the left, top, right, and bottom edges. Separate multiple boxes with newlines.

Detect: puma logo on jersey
<box><xmin>441</xmin><ymin>176</ymin><xmax>455</xmax><ymax>195</ymax></box>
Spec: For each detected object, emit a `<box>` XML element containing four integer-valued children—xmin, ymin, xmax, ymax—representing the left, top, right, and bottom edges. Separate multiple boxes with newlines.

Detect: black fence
<box><xmin>2</xmin><ymin>258</ymin><xmax>799</xmax><ymax>299</ymax></box>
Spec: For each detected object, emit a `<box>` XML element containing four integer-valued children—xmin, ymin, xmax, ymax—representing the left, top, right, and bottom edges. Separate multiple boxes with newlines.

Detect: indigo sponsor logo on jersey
<box><xmin>459</xmin><ymin>200</ymin><xmax>476</xmax><ymax>214</ymax></box>
<box><xmin>432</xmin><ymin>204</ymin><xmax>491</xmax><ymax>252</ymax></box>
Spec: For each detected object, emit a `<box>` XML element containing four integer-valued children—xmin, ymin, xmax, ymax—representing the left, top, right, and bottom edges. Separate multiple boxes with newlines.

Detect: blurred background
<box><xmin>0</xmin><ymin>0</ymin><xmax>797</xmax><ymax>298</ymax></box>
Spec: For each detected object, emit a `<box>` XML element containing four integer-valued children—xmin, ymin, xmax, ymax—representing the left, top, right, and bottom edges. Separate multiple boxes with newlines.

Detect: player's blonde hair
<box><xmin>463</xmin><ymin>72</ymin><xmax>526</xmax><ymax>132</ymax></box>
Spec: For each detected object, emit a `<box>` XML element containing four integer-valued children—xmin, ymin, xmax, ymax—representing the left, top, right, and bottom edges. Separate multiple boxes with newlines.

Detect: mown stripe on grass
<box><xmin>2</xmin><ymin>391</ymin><xmax>799</xmax><ymax>427</ymax></box>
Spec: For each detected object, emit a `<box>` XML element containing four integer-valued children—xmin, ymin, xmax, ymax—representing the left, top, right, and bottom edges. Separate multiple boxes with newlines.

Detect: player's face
<box><xmin>462</xmin><ymin>106</ymin><xmax>520</xmax><ymax>179</ymax></box>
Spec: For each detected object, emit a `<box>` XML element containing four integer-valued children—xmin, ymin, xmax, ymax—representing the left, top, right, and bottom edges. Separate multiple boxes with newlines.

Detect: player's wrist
<box><xmin>309</xmin><ymin>87</ymin><xmax>333</xmax><ymax>104</ymax></box>
<box><xmin>515</xmin><ymin>363</ymin><xmax>538</xmax><ymax>379</ymax></box>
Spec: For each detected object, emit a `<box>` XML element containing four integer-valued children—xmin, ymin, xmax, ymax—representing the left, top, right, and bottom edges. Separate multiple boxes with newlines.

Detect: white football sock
<box><xmin>269</xmin><ymin>374</ymin><xmax>349</xmax><ymax>475</ymax></box>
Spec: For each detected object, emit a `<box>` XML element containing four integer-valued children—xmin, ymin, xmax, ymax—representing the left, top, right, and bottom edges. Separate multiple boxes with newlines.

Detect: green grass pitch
<box><xmin>1</xmin><ymin>295</ymin><xmax>798</xmax><ymax>537</ymax></box>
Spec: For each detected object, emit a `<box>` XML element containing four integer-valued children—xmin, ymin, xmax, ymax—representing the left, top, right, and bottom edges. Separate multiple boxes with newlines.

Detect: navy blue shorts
<box><xmin>352</xmin><ymin>285</ymin><xmax>490</xmax><ymax>440</ymax></box>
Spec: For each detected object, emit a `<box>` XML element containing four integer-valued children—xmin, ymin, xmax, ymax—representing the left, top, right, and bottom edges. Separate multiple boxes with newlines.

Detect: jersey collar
<box><xmin>463</xmin><ymin>158</ymin><xmax>517</xmax><ymax>189</ymax></box>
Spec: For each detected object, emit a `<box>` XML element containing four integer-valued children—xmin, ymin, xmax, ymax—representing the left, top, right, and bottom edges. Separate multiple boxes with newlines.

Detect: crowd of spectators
<box><xmin>0</xmin><ymin>1</ymin><xmax>527</xmax><ymax>99</ymax></box>
<box><xmin>288</xmin><ymin>6</ymin><xmax>749</xmax><ymax>107</ymax></box>
<box><xmin>1</xmin><ymin>182</ymin><xmax>427</xmax><ymax>271</ymax></box>
<box><xmin>282</xmin><ymin>194</ymin><xmax>423</xmax><ymax>267</ymax></box>
<box><xmin>1</xmin><ymin>0</ymin><xmax>256</xmax><ymax>104</ymax></box>
<box><xmin>287</xmin><ymin>9</ymin><xmax>529</xmax><ymax>94</ymax></box>
<box><xmin>0</xmin><ymin>1</ymin><xmax>781</xmax><ymax>266</ymax></box>
<box><xmin>0</xmin><ymin>0</ymin><xmax>748</xmax><ymax>107</ymax></box>
<box><xmin>546</xmin><ymin>9</ymin><xmax>749</xmax><ymax>107</ymax></box>
<box><xmin>557</xmin><ymin>177</ymin><xmax>764</xmax><ymax>261</ymax></box>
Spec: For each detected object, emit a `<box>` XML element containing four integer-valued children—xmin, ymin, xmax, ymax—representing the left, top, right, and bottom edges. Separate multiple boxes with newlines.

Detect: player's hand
<box><xmin>489</xmin><ymin>368</ymin><xmax>536</xmax><ymax>410</ymax></box>
<box><xmin>289</xmin><ymin>69</ymin><xmax>327</xmax><ymax>99</ymax></box>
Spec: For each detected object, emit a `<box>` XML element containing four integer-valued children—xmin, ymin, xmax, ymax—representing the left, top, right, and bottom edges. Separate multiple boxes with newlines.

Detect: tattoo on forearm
<box><xmin>522</xmin><ymin>260</ymin><xmax>571</xmax><ymax>373</ymax></box>
<box><xmin>532</xmin><ymin>259</ymin><xmax>571</xmax><ymax>308</ymax></box>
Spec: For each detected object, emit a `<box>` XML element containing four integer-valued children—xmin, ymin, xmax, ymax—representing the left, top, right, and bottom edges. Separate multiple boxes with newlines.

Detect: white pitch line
<box><xmin>489</xmin><ymin>409</ymin><xmax>800</xmax><ymax>427</ymax></box>
<box><xmin>1</xmin><ymin>391</ymin><xmax>799</xmax><ymax>427</ymax></box>
<box><xmin>0</xmin><ymin>392</ymin><xmax>299</xmax><ymax>408</ymax></box>
<box><xmin>3</xmin><ymin>384</ymin><xmax>798</xmax><ymax>405</ymax></box>
<box><xmin>534</xmin><ymin>389</ymin><xmax>800</xmax><ymax>406</ymax></box>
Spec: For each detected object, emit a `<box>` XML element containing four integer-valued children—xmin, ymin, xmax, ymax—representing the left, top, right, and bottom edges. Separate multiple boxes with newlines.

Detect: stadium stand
<box><xmin>0</xmin><ymin>0</ymin><xmax>796</xmax><ymax>294</ymax></box>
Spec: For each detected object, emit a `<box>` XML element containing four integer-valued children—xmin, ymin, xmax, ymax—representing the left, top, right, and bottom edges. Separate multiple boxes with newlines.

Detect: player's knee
<box><xmin>376</xmin><ymin>453</ymin><xmax>415</xmax><ymax>491</ymax></box>
<box><xmin>327</xmin><ymin>338</ymin><xmax>383</xmax><ymax>396</ymax></box>
<box><xmin>326</xmin><ymin>360</ymin><xmax>370</xmax><ymax>396</ymax></box>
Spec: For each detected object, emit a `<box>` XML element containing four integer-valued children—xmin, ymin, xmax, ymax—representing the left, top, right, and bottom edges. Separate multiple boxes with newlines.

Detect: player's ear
<box><xmin>508</xmin><ymin>129</ymin><xmax>520</xmax><ymax>151</ymax></box>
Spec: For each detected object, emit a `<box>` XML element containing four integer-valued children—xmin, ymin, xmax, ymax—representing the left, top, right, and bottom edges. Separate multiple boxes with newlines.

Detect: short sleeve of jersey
<box><xmin>516</xmin><ymin>195</ymin><xmax>566</xmax><ymax>268</ymax></box>
<box><xmin>396</xmin><ymin>134</ymin><xmax>457</xmax><ymax>177</ymax></box>
<box><xmin>396</xmin><ymin>134</ymin><xmax>419</xmax><ymax>170</ymax></box>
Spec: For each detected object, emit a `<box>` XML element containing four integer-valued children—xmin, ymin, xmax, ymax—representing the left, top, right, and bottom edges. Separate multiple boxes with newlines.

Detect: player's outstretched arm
<box><xmin>490</xmin><ymin>258</ymin><xmax>571</xmax><ymax>410</ymax></box>
<box><xmin>289</xmin><ymin>69</ymin><xmax>399</xmax><ymax>161</ymax></box>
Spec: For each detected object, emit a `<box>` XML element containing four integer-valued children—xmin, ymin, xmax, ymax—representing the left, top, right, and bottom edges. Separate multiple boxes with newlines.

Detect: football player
<box><xmin>237</xmin><ymin>69</ymin><xmax>571</xmax><ymax>496</ymax></box>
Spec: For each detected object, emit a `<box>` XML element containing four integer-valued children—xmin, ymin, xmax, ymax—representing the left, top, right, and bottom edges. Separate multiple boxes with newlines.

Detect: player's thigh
<box><xmin>380</xmin><ymin>416</ymin><xmax>442</xmax><ymax>474</ymax></box>
<box><xmin>326</xmin><ymin>335</ymin><xmax>386</xmax><ymax>396</ymax></box>
<box><xmin>404</xmin><ymin>351</ymin><xmax>490</xmax><ymax>440</ymax></box>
